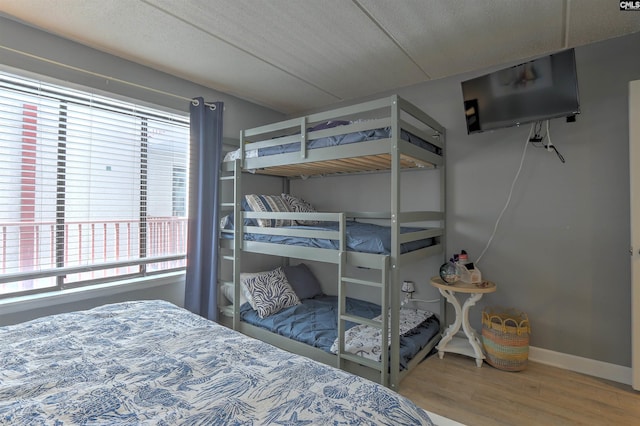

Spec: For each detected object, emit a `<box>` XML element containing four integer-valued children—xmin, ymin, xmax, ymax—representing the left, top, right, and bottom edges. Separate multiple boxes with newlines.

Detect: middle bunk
<box><xmin>218</xmin><ymin>95</ymin><xmax>446</xmax><ymax>389</ymax></box>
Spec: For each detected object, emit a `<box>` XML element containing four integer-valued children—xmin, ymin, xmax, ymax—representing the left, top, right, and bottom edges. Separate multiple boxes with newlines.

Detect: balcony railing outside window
<box><xmin>0</xmin><ymin>217</ymin><xmax>187</xmax><ymax>294</ymax></box>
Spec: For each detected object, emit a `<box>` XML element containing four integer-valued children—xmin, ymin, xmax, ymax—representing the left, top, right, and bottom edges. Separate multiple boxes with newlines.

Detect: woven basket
<box><xmin>482</xmin><ymin>307</ymin><xmax>530</xmax><ymax>371</ymax></box>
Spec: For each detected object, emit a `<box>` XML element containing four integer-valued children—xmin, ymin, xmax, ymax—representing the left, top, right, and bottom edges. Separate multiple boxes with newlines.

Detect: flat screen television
<box><xmin>461</xmin><ymin>49</ymin><xmax>580</xmax><ymax>134</ymax></box>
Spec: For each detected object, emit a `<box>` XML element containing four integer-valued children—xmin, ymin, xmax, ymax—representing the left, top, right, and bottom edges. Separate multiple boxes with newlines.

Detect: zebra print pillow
<box><xmin>243</xmin><ymin>267</ymin><xmax>300</xmax><ymax>318</ymax></box>
<box><xmin>281</xmin><ymin>193</ymin><xmax>321</xmax><ymax>226</ymax></box>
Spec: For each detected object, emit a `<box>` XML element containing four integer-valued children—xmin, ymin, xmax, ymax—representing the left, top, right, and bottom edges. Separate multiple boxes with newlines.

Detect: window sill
<box><xmin>0</xmin><ymin>271</ymin><xmax>185</xmax><ymax>315</ymax></box>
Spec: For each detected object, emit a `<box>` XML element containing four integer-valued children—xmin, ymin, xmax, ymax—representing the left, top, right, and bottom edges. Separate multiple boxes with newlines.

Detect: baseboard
<box><xmin>529</xmin><ymin>346</ymin><xmax>632</xmax><ymax>386</ymax></box>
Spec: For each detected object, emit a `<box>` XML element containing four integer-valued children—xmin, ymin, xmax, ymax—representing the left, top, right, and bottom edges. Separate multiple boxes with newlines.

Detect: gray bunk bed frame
<box><xmin>218</xmin><ymin>95</ymin><xmax>446</xmax><ymax>390</ymax></box>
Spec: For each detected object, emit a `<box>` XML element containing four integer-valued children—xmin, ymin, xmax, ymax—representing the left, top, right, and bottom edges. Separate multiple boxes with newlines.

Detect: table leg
<box><xmin>461</xmin><ymin>292</ymin><xmax>485</xmax><ymax>367</ymax></box>
<box><xmin>436</xmin><ymin>288</ymin><xmax>486</xmax><ymax>367</ymax></box>
<box><xmin>436</xmin><ymin>288</ymin><xmax>462</xmax><ymax>358</ymax></box>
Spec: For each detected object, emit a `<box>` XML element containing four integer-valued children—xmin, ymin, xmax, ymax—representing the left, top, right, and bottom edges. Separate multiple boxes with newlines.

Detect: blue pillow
<box><xmin>282</xmin><ymin>263</ymin><xmax>323</xmax><ymax>300</ymax></box>
<box><xmin>219</xmin><ymin>198</ymin><xmax>258</xmax><ymax>229</ymax></box>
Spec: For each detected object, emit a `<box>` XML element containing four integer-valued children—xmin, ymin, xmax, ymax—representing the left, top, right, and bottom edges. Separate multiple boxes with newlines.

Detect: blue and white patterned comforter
<box><xmin>0</xmin><ymin>300</ymin><xmax>434</xmax><ymax>425</ymax></box>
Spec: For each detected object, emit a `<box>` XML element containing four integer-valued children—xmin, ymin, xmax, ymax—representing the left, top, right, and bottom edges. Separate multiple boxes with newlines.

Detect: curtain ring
<box><xmin>209</xmin><ymin>104</ymin><xmax>217</xmax><ymax>111</ymax></box>
<box><xmin>191</xmin><ymin>99</ymin><xmax>200</xmax><ymax>106</ymax></box>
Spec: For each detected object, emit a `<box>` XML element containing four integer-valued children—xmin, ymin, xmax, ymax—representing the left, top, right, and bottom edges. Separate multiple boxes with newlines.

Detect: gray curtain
<box><xmin>184</xmin><ymin>98</ymin><xmax>223</xmax><ymax>321</ymax></box>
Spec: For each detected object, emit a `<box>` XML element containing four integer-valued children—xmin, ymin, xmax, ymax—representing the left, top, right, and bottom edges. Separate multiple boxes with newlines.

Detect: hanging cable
<box><xmin>545</xmin><ymin>120</ymin><xmax>566</xmax><ymax>163</ymax></box>
<box><xmin>475</xmin><ymin>123</ymin><xmax>534</xmax><ymax>265</ymax></box>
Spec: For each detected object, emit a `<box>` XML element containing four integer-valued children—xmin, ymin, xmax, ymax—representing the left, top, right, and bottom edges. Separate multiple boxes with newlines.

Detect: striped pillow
<box><xmin>244</xmin><ymin>194</ymin><xmax>293</xmax><ymax>227</ymax></box>
<box><xmin>242</xmin><ymin>267</ymin><xmax>300</xmax><ymax>318</ymax></box>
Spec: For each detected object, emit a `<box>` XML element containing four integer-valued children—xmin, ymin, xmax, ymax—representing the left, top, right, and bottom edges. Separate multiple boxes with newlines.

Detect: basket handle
<box><xmin>482</xmin><ymin>312</ymin><xmax>531</xmax><ymax>335</ymax></box>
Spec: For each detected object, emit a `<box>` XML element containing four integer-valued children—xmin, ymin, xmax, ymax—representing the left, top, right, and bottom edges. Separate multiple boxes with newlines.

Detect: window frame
<box><xmin>0</xmin><ymin>72</ymin><xmax>190</xmax><ymax>299</ymax></box>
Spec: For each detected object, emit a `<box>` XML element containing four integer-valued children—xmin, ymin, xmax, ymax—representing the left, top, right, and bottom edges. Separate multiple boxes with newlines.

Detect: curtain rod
<box><xmin>190</xmin><ymin>98</ymin><xmax>218</xmax><ymax>109</ymax></box>
<box><xmin>1</xmin><ymin>45</ymin><xmax>216</xmax><ymax>107</ymax></box>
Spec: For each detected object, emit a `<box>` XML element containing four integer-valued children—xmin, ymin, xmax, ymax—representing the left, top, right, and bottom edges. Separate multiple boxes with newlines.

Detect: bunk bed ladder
<box><xmin>219</xmin><ymin>159</ymin><xmax>243</xmax><ymax>330</ymax></box>
<box><xmin>337</xmin><ymin>252</ymin><xmax>390</xmax><ymax>386</ymax></box>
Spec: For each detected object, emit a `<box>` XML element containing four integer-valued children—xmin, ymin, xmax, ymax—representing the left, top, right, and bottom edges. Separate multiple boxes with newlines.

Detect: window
<box><xmin>0</xmin><ymin>72</ymin><xmax>190</xmax><ymax>298</ymax></box>
<box><xmin>172</xmin><ymin>166</ymin><xmax>187</xmax><ymax>217</ymax></box>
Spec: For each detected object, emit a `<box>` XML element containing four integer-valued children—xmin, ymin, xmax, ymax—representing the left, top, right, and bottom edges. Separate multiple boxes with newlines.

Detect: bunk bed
<box><xmin>218</xmin><ymin>95</ymin><xmax>446</xmax><ymax>390</ymax></box>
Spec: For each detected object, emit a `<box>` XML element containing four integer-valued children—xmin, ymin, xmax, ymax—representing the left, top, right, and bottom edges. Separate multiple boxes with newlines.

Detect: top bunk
<box><xmin>222</xmin><ymin>95</ymin><xmax>445</xmax><ymax>178</ymax></box>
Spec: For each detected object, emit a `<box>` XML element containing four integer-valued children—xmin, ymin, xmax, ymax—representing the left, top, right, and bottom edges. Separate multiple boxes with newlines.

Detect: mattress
<box><xmin>224</xmin><ymin>125</ymin><xmax>441</xmax><ymax>162</ymax></box>
<box><xmin>240</xmin><ymin>295</ymin><xmax>440</xmax><ymax>369</ymax></box>
<box><xmin>0</xmin><ymin>300</ymin><xmax>435</xmax><ymax>425</ymax></box>
<box><xmin>222</xmin><ymin>220</ymin><xmax>436</xmax><ymax>255</ymax></box>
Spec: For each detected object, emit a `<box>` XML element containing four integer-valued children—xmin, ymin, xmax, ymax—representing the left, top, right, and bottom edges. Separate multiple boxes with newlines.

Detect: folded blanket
<box><xmin>330</xmin><ymin>307</ymin><xmax>434</xmax><ymax>362</ymax></box>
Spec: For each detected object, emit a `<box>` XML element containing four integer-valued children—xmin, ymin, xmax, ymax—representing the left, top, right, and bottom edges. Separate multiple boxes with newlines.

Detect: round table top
<box><xmin>430</xmin><ymin>276</ymin><xmax>497</xmax><ymax>294</ymax></box>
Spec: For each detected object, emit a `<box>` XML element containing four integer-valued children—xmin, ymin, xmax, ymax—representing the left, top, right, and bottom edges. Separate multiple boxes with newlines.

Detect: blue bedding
<box><xmin>225</xmin><ymin>220</ymin><xmax>435</xmax><ymax>255</ymax></box>
<box><xmin>240</xmin><ymin>295</ymin><xmax>440</xmax><ymax>369</ymax></box>
<box><xmin>224</xmin><ymin>125</ymin><xmax>442</xmax><ymax>163</ymax></box>
<box><xmin>0</xmin><ymin>300</ymin><xmax>435</xmax><ymax>425</ymax></box>
<box><xmin>258</xmin><ymin>127</ymin><xmax>441</xmax><ymax>157</ymax></box>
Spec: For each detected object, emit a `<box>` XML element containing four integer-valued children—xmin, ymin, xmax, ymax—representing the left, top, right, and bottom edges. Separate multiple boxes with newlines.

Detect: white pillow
<box><xmin>220</xmin><ymin>282</ymin><xmax>248</xmax><ymax>306</ymax></box>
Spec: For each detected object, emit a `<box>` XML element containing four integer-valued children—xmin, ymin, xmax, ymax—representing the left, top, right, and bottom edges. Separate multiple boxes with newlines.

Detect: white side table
<box><xmin>430</xmin><ymin>277</ymin><xmax>497</xmax><ymax>367</ymax></box>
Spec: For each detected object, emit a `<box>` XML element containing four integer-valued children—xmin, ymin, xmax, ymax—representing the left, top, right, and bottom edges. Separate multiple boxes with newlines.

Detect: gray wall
<box><xmin>295</xmin><ymin>32</ymin><xmax>640</xmax><ymax>367</ymax></box>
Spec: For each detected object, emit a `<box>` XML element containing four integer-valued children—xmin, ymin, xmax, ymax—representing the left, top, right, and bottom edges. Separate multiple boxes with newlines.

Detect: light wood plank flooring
<box><xmin>399</xmin><ymin>353</ymin><xmax>640</xmax><ymax>425</ymax></box>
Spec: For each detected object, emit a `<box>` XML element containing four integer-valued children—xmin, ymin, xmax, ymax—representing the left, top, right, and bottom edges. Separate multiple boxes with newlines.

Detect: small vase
<box><xmin>439</xmin><ymin>262</ymin><xmax>459</xmax><ymax>284</ymax></box>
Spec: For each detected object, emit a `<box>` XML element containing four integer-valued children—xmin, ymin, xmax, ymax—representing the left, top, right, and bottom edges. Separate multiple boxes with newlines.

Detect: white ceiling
<box><xmin>1</xmin><ymin>0</ymin><xmax>639</xmax><ymax>115</ymax></box>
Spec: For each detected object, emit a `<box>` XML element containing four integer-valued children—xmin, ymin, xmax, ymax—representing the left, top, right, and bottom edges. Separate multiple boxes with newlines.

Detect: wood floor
<box><xmin>399</xmin><ymin>353</ymin><xmax>640</xmax><ymax>425</ymax></box>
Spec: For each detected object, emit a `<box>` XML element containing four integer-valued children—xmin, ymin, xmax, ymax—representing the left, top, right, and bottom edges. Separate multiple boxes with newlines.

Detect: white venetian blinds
<box><xmin>0</xmin><ymin>72</ymin><xmax>189</xmax><ymax>297</ymax></box>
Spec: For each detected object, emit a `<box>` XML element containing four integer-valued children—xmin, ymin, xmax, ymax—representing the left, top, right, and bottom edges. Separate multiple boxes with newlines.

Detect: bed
<box><xmin>0</xmin><ymin>300</ymin><xmax>436</xmax><ymax>425</ymax></box>
<box><xmin>223</xmin><ymin>121</ymin><xmax>442</xmax><ymax>166</ymax></box>
<box><xmin>224</xmin><ymin>95</ymin><xmax>444</xmax><ymax>177</ymax></box>
<box><xmin>239</xmin><ymin>295</ymin><xmax>441</xmax><ymax>369</ymax></box>
<box><xmin>221</xmin><ymin>216</ymin><xmax>439</xmax><ymax>255</ymax></box>
<box><xmin>218</xmin><ymin>95</ymin><xmax>446</xmax><ymax>390</ymax></box>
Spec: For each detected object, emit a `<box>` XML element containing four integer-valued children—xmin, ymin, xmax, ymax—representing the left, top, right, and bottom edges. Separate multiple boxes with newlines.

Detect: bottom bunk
<box><xmin>219</xmin><ymin>263</ymin><xmax>441</xmax><ymax>388</ymax></box>
<box><xmin>241</xmin><ymin>296</ymin><xmax>440</xmax><ymax>369</ymax></box>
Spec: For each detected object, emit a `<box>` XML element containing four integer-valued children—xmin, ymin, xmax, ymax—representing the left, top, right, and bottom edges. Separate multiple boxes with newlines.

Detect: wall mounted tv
<box><xmin>461</xmin><ymin>48</ymin><xmax>580</xmax><ymax>134</ymax></box>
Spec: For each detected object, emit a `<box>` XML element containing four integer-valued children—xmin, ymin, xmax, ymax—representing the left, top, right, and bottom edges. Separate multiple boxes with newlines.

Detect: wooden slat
<box><xmin>233</xmin><ymin>95</ymin><xmax>445</xmax><ymax>178</ymax></box>
<box><xmin>252</xmin><ymin>153</ymin><xmax>438</xmax><ymax>177</ymax></box>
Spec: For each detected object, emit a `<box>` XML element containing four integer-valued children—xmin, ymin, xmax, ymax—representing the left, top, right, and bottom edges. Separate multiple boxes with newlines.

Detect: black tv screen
<box><xmin>461</xmin><ymin>49</ymin><xmax>580</xmax><ymax>134</ymax></box>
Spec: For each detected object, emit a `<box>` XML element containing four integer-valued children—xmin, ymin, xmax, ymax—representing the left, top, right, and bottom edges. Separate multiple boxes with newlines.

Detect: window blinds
<box><xmin>0</xmin><ymin>72</ymin><xmax>189</xmax><ymax>297</ymax></box>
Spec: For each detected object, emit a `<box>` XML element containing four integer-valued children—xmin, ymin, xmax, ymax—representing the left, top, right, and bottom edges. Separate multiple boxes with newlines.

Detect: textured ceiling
<box><xmin>1</xmin><ymin>0</ymin><xmax>639</xmax><ymax>114</ymax></box>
